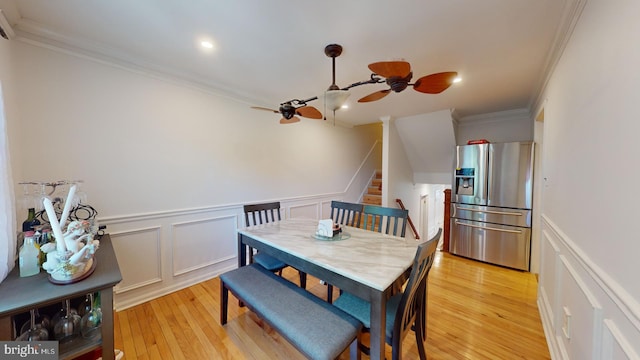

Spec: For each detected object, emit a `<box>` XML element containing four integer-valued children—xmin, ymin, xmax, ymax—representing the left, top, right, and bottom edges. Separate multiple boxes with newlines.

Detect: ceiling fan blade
<box><xmin>280</xmin><ymin>116</ymin><xmax>301</xmax><ymax>124</ymax></box>
<box><xmin>413</xmin><ymin>72</ymin><xmax>459</xmax><ymax>94</ymax></box>
<box><xmin>368</xmin><ymin>61</ymin><xmax>411</xmax><ymax>78</ymax></box>
<box><xmin>358</xmin><ymin>89</ymin><xmax>391</xmax><ymax>103</ymax></box>
<box><xmin>296</xmin><ymin>106</ymin><xmax>323</xmax><ymax>119</ymax></box>
<box><xmin>251</xmin><ymin>106</ymin><xmax>279</xmax><ymax>113</ymax></box>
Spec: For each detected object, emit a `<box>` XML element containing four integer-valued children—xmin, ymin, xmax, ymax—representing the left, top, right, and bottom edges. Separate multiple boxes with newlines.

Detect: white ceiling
<box><xmin>0</xmin><ymin>0</ymin><xmax>570</xmax><ymax>126</ymax></box>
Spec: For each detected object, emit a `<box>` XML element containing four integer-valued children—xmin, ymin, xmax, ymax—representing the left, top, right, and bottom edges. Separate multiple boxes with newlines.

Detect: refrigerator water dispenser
<box><xmin>455</xmin><ymin>168</ymin><xmax>475</xmax><ymax>196</ymax></box>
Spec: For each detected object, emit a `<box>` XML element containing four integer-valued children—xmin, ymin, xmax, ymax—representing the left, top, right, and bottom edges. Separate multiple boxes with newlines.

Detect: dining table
<box><xmin>237</xmin><ymin>217</ymin><xmax>419</xmax><ymax>360</ymax></box>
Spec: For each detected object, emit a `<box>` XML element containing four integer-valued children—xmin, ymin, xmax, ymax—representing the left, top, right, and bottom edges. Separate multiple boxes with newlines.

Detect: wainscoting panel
<box><xmin>557</xmin><ymin>255</ymin><xmax>602</xmax><ymax>359</ymax></box>
<box><xmin>171</xmin><ymin>214</ymin><xmax>237</xmax><ymax>276</ymax></box>
<box><xmin>538</xmin><ymin>215</ymin><xmax>640</xmax><ymax>360</ymax></box>
<box><xmin>100</xmin><ymin>194</ymin><xmax>345</xmax><ymax>310</ymax></box>
<box><xmin>540</xmin><ymin>229</ymin><xmax>560</xmax><ymax>329</ymax></box>
<box><xmin>110</xmin><ymin>227</ymin><xmax>162</xmax><ymax>293</ymax></box>
<box><xmin>321</xmin><ymin>200</ymin><xmax>333</xmax><ymax>219</ymax></box>
<box><xmin>288</xmin><ymin>202</ymin><xmax>319</xmax><ymax>219</ymax></box>
<box><xmin>602</xmin><ymin>319</ymin><xmax>640</xmax><ymax>359</ymax></box>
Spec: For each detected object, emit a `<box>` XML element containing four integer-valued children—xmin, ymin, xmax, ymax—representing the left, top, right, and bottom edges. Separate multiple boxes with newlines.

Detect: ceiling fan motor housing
<box><xmin>279</xmin><ymin>104</ymin><xmax>296</xmax><ymax>119</ymax></box>
<box><xmin>387</xmin><ymin>72</ymin><xmax>413</xmax><ymax>92</ymax></box>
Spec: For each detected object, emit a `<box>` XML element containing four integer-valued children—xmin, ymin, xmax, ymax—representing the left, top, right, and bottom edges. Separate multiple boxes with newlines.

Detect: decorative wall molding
<box><xmin>171</xmin><ymin>214</ymin><xmax>238</xmax><ymax>277</ymax></box>
<box><xmin>456</xmin><ymin>108</ymin><xmax>531</xmax><ymax>125</ymax></box>
<box><xmin>538</xmin><ymin>215</ymin><xmax>640</xmax><ymax>359</ymax></box>
<box><xmin>602</xmin><ymin>319</ymin><xmax>640</xmax><ymax>359</ymax></box>
<box><xmin>12</xmin><ymin>21</ymin><xmax>260</xmax><ymax>107</ymax></box>
<box><xmin>542</xmin><ymin>215</ymin><xmax>640</xmax><ymax>327</ymax></box>
<box><xmin>288</xmin><ymin>202</ymin><xmax>320</xmax><ymax>220</ymax></box>
<box><xmin>110</xmin><ymin>226</ymin><xmax>162</xmax><ymax>294</ymax></box>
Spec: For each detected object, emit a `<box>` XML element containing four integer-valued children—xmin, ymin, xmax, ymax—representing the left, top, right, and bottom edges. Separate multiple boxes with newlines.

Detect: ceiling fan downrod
<box><xmin>324</xmin><ymin>44</ymin><xmax>343</xmax><ymax>91</ymax></box>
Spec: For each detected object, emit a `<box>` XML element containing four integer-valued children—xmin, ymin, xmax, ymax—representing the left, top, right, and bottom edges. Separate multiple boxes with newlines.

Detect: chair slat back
<box><xmin>391</xmin><ymin>228</ymin><xmax>441</xmax><ymax>357</ymax></box>
<box><xmin>330</xmin><ymin>201</ymin><xmax>364</xmax><ymax>227</ymax></box>
<box><xmin>362</xmin><ymin>205</ymin><xmax>408</xmax><ymax>237</ymax></box>
<box><xmin>244</xmin><ymin>202</ymin><xmax>282</xmax><ymax>227</ymax></box>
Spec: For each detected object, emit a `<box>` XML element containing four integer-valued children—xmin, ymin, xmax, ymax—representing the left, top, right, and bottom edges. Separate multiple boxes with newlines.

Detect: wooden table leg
<box><xmin>369</xmin><ymin>291</ymin><xmax>386</xmax><ymax>360</ymax></box>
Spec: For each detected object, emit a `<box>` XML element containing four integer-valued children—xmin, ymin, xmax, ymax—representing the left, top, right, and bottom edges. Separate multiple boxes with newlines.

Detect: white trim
<box><xmin>110</xmin><ymin>226</ymin><xmax>163</xmax><ymax>294</ymax></box>
<box><xmin>456</xmin><ymin>108</ymin><xmax>531</xmax><ymax>124</ymax></box>
<box><xmin>0</xmin><ymin>10</ymin><xmax>15</xmax><ymax>40</ymax></box>
<box><xmin>602</xmin><ymin>319</ymin><xmax>640</xmax><ymax>360</ymax></box>
<box><xmin>542</xmin><ymin>215</ymin><xmax>640</xmax><ymax>329</ymax></box>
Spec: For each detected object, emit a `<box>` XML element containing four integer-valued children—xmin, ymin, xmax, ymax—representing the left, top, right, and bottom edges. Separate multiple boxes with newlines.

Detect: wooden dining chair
<box><xmin>330</xmin><ymin>200</ymin><xmax>364</xmax><ymax>228</ymax></box>
<box><xmin>362</xmin><ymin>205</ymin><xmax>409</xmax><ymax>237</ymax></box>
<box><xmin>243</xmin><ymin>202</ymin><xmax>307</xmax><ymax>288</ymax></box>
<box><xmin>325</xmin><ymin>201</ymin><xmax>365</xmax><ymax>303</ymax></box>
<box><xmin>333</xmin><ymin>228</ymin><xmax>441</xmax><ymax>360</ymax></box>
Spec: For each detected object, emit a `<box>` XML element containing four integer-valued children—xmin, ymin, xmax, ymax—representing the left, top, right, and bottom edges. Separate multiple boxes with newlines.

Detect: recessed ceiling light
<box><xmin>201</xmin><ymin>41</ymin><xmax>214</xmax><ymax>49</ymax></box>
<box><xmin>453</xmin><ymin>76</ymin><xmax>462</xmax><ymax>83</ymax></box>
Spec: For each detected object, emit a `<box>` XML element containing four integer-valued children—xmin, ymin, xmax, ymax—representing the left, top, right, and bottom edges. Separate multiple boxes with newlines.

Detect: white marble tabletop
<box><xmin>238</xmin><ymin>218</ymin><xmax>419</xmax><ymax>291</ymax></box>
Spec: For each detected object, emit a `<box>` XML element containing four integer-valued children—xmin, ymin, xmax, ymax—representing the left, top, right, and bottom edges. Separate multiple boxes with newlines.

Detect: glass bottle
<box><xmin>19</xmin><ymin>231</ymin><xmax>40</xmax><ymax>277</ymax></box>
<box><xmin>22</xmin><ymin>208</ymin><xmax>41</xmax><ymax>232</ymax></box>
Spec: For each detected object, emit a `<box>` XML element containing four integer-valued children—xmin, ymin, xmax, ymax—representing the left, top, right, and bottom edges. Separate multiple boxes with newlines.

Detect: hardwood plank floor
<box><xmin>114</xmin><ymin>250</ymin><xmax>550</xmax><ymax>359</ymax></box>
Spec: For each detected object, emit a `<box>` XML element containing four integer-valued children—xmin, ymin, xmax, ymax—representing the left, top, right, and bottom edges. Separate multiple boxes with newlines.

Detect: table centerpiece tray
<box><xmin>311</xmin><ymin>232</ymin><xmax>351</xmax><ymax>241</ymax></box>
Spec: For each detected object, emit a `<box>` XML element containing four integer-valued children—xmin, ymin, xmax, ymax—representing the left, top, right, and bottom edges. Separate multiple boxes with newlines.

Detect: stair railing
<box><xmin>395</xmin><ymin>198</ymin><xmax>420</xmax><ymax>240</ymax></box>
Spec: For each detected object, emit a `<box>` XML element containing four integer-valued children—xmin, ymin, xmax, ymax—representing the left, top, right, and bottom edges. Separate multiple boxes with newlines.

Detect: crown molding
<box><xmin>0</xmin><ymin>10</ymin><xmax>15</xmax><ymax>40</ymax></box>
<box><xmin>530</xmin><ymin>0</ymin><xmax>588</xmax><ymax>113</ymax></box>
<box><xmin>12</xmin><ymin>18</ymin><xmax>263</xmax><ymax>107</ymax></box>
<box><xmin>456</xmin><ymin>108</ymin><xmax>531</xmax><ymax>125</ymax></box>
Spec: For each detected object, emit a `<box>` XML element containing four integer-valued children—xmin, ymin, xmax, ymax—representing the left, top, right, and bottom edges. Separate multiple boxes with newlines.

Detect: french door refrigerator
<box><xmin>450</xmin><ymin>141</ymin><xmax>534</xmax><ymax>270</ymax></box>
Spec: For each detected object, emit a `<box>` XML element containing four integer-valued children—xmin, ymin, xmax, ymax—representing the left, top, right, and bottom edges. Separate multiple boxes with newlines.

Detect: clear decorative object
<box><xmin>77</xmin><ymin>294</ymin><xmax>92</xmax><ymax>317</ymax></box>
<box><xmin>80</xmin><ymin>292</ymin><xmax>102</xmax><ymax>340</ymax></box>
<box><xmin>19</xmin><ymin>308</ymin><xmax>50</xmax><ymax>336</ymax></box>
<box><xmin>53</xmin><ymin>299</ymin><xmax>81</xmax><ymax>343</ymax></box>
<box><xmin>17</xmin><ymin>309</ymin><xmax>49</xmax><ymax>341</ymax></box>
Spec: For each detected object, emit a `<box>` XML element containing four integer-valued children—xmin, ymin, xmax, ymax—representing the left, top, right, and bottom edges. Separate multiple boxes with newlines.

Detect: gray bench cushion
<box><xmin>220</xmin><ymin>264</ymin><xmax>362</xmax><ymax>360</ymax></box>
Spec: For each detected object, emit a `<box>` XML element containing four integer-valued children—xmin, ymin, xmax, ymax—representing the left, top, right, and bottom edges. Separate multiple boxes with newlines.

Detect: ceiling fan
<box><xmin>357</xmin><ymin>61</ymin><xmax>458</xmax><ymax>103</ymax></box>
<box><xmin>251</xmin><ymin>98</ymin><xmax>322</xmax><ymax>124</ymax></box>
<box><xmin>251</xmin><ymin>44</ymin><xmax>459</xmax><ymax>122</ymax></box>
<box><xmin>251</xmin><ymin>43</ymin><xmax>351</xmax><ymax>124</ymax></box>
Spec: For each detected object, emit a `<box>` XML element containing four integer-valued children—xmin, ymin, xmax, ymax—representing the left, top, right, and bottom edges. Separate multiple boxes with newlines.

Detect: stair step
<box><xmin>374</xmin><ymin>171</ymin><xmax>382</xmax><ymax>179</ymax></box>
<box><xmin>367</xmin><ymin>186</ymin><xmax>382</xmax><ymax>195</ymax></box>
<box><xmin>363</xmin><ymin>194</ymin><xmax>382</xmax><ymax>205</ymax></box>
<box><xmin>371</xmin><ymin>179</ymin><xmax>382</xmax><ymax>187</ymax></box>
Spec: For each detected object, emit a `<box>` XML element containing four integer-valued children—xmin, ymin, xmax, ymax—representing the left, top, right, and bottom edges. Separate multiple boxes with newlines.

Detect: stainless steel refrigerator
<box><xmin>450</xmin><ymin>141</ymin><xmax>534</xmax><ymax>270</ymax></box>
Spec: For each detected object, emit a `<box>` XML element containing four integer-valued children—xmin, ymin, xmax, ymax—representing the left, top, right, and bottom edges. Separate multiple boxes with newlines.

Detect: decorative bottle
<box><xmin>22</xmin><ymin>208</ymin><xmax>41</xmax><ymax>232</ymax></box>
<box><xmin>19</xmin><ymin>231</ymin><xmax>40</xmax><ymax>277</ymax></box>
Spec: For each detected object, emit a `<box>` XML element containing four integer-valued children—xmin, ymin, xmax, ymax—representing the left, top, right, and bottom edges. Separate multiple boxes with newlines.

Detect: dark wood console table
<box><xmin>0</xmin><ymin>234</ymin><xmax>122</xmax><ymax>359</ymax></box>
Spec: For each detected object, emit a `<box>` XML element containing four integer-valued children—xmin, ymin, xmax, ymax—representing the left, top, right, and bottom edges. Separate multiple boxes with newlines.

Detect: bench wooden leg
<box><xmin>299</xmin><ymin>271</ymin><xmax>307</xmax><ymax>289</ymax></box>
<box><xmin>220</xmin><ymin>281</ymin><xmax>229</xmax><ymax>325</ymax></box>
<box><xmin>327</xmin><ymin>284</ymin><xmax>334</xmax><ymax>303</ymax></box>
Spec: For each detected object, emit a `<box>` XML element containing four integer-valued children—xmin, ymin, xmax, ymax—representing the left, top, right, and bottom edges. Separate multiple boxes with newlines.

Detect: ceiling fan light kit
<box><xmin>324</xmin><ymin>89</ymin><xmax>350</xmax><ymax>111</ymax></box>
<box><xmin>251</xmin><ymin>43</ymin><xmax>458</xmax><ymax>124</ymax></box>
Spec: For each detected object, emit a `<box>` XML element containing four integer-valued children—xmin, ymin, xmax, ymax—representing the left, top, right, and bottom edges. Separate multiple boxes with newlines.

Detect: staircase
<box><xmin>361</xmin><ymin>171</ymin><xmax>382</xmax><ymax>231</ymax></box>
<box><xmin>362</xmin><ymin>171</ymin><xmax>382</xmax><ymax>206</ymax></box>
<box><xmin>361</xmin><ymin>171</ymin><xmax>420</xmax><ymax>239</ymax></box>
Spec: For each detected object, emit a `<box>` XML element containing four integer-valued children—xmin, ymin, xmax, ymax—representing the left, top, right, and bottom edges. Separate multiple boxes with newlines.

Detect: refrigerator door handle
<box><xmin>455</xmin><ymin>220</ymin><xmax>523</xmax><ymax>234</ymax></box>
<box><xmin>455</xmin><ymin>206</ymin><xmax>523</xmax><ymax>217</ymax></box>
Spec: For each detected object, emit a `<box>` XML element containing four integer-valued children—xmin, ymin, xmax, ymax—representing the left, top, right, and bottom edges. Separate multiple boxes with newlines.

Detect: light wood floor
<box><xmin>113</xmin><ymin>251</ymin><xmax>550</xmax><ymax>359</ymax></box>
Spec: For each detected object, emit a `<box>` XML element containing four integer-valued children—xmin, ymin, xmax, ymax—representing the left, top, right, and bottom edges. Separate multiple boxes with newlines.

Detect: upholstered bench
<box><xmin>220</xmin><ymin>263</ymin><xmax>362</xmax><ymax>360</ymax></box>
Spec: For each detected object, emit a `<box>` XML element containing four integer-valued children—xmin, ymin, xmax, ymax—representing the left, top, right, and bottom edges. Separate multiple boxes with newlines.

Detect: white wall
<box><xmin>0</xmin><ymin>40</ymin><xmax>19</xmax><ymax>190</ymax></box>
<box><xmin>455</xmin><ymin>108</ymin><xmax>533</xmax><ymax>145</ymax></box>
<box><xmin>5</xmin><ymin>39</ymin><xmax>381</xmax><ymax>309</ymax></box>
<box><xmin>380</xmin><ymin>117</ymin><xmax>421</xmax><ymax>239</ymax></box>
<box><xmin>12</xmin><ymin>42</ymin><xmax>380</xmax><ymax>216</ymax></box>
<box><xmin>395</xmin><ymin>109</ymin><xmax>456</xmax><ymax>185</ymax></box>
<box><xmin>536</xmin><ymin>0</ymin><xmax>640</xmax><ymax>358</ymax></box>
